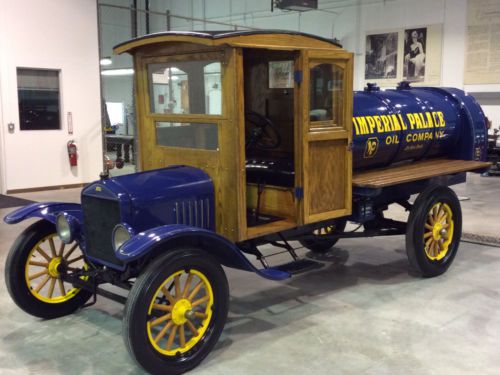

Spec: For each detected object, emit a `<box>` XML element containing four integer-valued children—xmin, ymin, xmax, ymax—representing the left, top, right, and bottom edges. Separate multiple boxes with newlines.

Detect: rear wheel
<box><xmin>123</xmin><ymin>248</ymin><xmax>229</xmax><ymax>375</ymax></box>
<box><xmin>299</xmin><ymin>219</ymin><xmax>347</xmax><ymax>253</ymax></box>
<box><xmin>5</xmin><ymin>220</ymin><xmax>92</xmax><ymax>319</ymax></box>
<box><xmin>406</xmin><ymin>186</ymin><xmax>462</xmax><ymax>277</ymax></box>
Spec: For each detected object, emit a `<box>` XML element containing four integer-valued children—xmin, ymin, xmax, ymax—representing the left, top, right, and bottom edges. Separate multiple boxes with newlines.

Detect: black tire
<box><xmin>299</xmin><ymin>220</ymin><xmax>347</xmax><ymax>253</ymax></box>
<box><xmin>5</xmin><ymin>220</ymin><xmax>92</xmax><ymax>319</ymax></box>
<box><xmin>123</xmin><ymin>248</ymin><xmax>229</xmax><ymax>375</ymax></box>
<box><xmin>406</xmin><ymin>185</ymin><xmax>462</xmax><ymax>277</ymax></box>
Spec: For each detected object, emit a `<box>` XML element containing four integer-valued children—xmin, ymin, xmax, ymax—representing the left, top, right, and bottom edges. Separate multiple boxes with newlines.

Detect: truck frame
<box><xmin>3</xmin><ymin>31</ymin><xmax>490</xmax><ymax>375</ymax></box>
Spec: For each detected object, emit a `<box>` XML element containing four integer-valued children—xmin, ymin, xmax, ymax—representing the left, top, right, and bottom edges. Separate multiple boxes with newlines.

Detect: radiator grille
<box><xmin>82</xmin><ymin>195</ymin><xmax>122</xmax><ymax>266</ymax></box>
<box><xmin>174</xmin><ymin>199</ymin><xmax>210</xmax><ymax>228</ymax></box>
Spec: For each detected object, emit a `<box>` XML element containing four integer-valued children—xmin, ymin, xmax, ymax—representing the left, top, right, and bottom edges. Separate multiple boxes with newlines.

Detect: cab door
<box><xmin>298</xmin><ymin>50</ymin><xmax>353</xmax><ymax>224</ymax></box>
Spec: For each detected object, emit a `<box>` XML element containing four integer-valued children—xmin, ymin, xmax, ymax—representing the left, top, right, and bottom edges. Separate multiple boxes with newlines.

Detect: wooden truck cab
<box><xmin>114</xmin><ymin>31</ymin><xmax>353</xmax><ymax>242</ymax></box>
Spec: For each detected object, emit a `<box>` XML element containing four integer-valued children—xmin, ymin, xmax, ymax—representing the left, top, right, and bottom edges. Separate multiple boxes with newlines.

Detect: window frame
<box><xmin>308</xmin><ymin>59</ymin><xmax>347</xmax><ymax>131</ymax></box>
<box><xmin>16</xmin><ymin>67</ymin><xmax>62</xmax><ymax>131</ymax></box>
<box><xmin>141</xmin><ymin>51</ymin><xmax>227</xmax><ymax>152</ymax></box>
<box><xmin>144</xmin><ymin>52</ymin><xmax>226</xmax><ymax>120</ymax></box>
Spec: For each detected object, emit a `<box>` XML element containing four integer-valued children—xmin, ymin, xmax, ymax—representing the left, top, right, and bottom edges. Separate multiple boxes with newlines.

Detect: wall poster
<box><xmin>465</xmin><ymin>0</ymin><xmax>500</xmax><ymax>84</ymax></box>
<box><xmin>364</xmin><ymin>24</ymin><xmax>442</xmax><ymax>87</ymax></box>
<box><xmin>404</xmin><ymin>27</ymin><xmax>427</xmax><ymax>82</ymax></box>
<box><xmin>365</xmin><ymin>32</ymin><xmax>398</xmax><ymax>80</ymax></box>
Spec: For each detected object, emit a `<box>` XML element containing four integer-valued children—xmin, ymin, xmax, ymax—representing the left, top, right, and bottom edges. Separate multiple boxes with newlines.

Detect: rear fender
<box><xmin>117</xmin><ymin>224</ymin><xmax>291</xmax><ymax>281</ymax></box>
<box><xmin>3</xmin><ymin>202</ymin><xmax>83</xmax><ymax>225</ymax></box>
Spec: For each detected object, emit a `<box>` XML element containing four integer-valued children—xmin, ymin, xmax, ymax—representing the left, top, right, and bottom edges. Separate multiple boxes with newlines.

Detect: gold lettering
<box><xmin>425</xmin><ymin>112</ymin><xmax>434</xmax><ymax>128</ymax></box>
<box><xmin>398</xmin><ymin>114</ymin><xmax>407</xmax><ymax>130</ymax></box>
<box><xmin>374</xmin><ymin>116</ymin><xmax>384</xmax><ymax>133</ymax></box>
<box><xmin>381</xmin><ymin>115</ymin><xmax>391</xmax><ymax>132</ymax></box>
<box><xmin>366</xmin><ymin>116</ymin><xmax>376</xmax><ymax>134</ymax></box>
<box><xmin>390</xmin><ymin>114</ymin><xmax>401</xmax><ymax>131</ymax></box>
<box><xmin>432</xmin><ymin>111</ymin><xmax>440</xmax><ymax>126</ymax></box>
<box><xmin>418</xmin><ymin>113</ymin><xmax>428</xmax><ymax>129</ymax></box>
<box><xmin>407</xmin><ymin>113</ymin><xmax>416</xmax><ymax>130</ymax></box>
<box><xmin>437</xmin><ymin>112</ymin><xmax>446</xmax><ymax>127</ymax></box>
<box><xmin>357</xmin><ymin>117</ymin><xmax>369</xmax><ymax>135</ymax></box>
<box><xmin>353</xmin><ymin>117</ymin><xmax>360</xmax><ymax>135</ymax></box>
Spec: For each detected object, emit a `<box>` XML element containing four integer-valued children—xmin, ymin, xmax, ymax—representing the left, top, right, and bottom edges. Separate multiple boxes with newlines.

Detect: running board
<box><xmin>273</xmin><ymin>259</ymin><xmax>324</xmax><ymax>275</ymax></box>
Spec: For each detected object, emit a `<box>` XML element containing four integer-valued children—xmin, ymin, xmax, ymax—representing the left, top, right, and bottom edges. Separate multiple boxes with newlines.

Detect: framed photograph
<box><xmin>404</xmin><ymin>27</ymin><xmax>427</xmax><ymax>82</ymax></box>
<box><xmin>363</xmin><ymin>25</ymin><xmax>442</xmax><ymax>87</ymax></box>
<box><xmin>365</xmin><ymin>32</ymin><xmax>398</xmax><ymax>80</ymax></box>
<box><xmin>269</xmin><ymin>60</ymin><xmax>294</xmax><ymax>89</ymax></box>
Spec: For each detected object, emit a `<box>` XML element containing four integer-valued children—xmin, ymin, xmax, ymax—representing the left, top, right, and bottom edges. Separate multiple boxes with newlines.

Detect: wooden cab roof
<box><xmin>113</xmin><ymin>30</ymin><xmax>342</xmax><ymax>55</ymax></box>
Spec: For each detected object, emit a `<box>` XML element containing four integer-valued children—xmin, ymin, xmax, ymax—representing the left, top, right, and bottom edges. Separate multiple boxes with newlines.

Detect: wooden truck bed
<box><xmin>352</xmin><ymin>159</ymin><xmax>491</xmax><ymax>189</ymax></box>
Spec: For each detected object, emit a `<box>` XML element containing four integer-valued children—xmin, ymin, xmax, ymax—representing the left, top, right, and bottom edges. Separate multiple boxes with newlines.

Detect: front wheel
<box><xmin>5</xmin><ymin>220</ymin><xmax>92</xmax><ymax>319</ymax></box>
<box><xmin>406</xmin><ymin>186</ymin><xmax>462</xmax><ymax>277</ymax></box>
<box><xmin>123</xmin><ymin>248</ymin><xmax>229</xmax><ymax>375</ymax></box>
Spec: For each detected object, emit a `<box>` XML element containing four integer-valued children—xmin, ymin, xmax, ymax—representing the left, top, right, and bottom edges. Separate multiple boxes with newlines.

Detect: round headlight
<box><xmin>56</xmin><ymin>213</ymin><xmax>73</xmax><ymax>244</ymax></box>
<box><xmin>112</xmin><ymin>224</ymin><xmax>133</xmax><ymax>251</ymax></box>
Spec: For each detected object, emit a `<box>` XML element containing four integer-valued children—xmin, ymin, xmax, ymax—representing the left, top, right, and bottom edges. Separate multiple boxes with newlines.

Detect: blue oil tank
<box><xmin>352</xmin><ymin>82</ymin><xmax>488</xmax><ymax>170</ymax></box>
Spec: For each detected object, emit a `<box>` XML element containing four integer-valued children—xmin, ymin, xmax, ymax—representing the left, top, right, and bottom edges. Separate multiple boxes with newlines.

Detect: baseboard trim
<box><xmin>6</xmin><ymin>183</ymin><xmax>88</xmax><ymax>195</ymax></box>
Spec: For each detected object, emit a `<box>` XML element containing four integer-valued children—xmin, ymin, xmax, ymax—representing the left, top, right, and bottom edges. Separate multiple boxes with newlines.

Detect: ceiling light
<box><xmin>100</xmin><ymin>57</ymin><xmax>112</xmax><ymax>66</ymax></box>
<box><xmin>101</xmin><ymin>68</ymin><xmax>134</xmax><ymax>76</ymax></box>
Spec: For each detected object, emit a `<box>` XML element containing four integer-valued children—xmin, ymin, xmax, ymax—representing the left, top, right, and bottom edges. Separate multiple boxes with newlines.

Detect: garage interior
<box><xmin>1</xmin><ymin>0</ymin><xmax>500</xmax><ymax>374</ymax></box>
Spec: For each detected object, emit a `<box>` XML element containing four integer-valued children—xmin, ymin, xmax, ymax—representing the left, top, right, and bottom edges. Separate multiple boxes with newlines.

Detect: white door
<box><xmin>0</xmin><ymin>71</ymin><xmax>4</xmax><ymax>194</ymax></box>
<box><xmin>0</xmin><ymin>0</ymin><xmax>103</xmax><ymax>193</ymax></box>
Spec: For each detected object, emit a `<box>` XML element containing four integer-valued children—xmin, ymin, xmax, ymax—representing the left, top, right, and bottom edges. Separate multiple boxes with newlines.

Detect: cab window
<box><xmin>309</xmin><ymin>62</ymin><xmax>345</xmax><ymax>128</ymax></box>
<box><xmin>148</xmin><ymin>60</ymin><xmax>222</xmax><ymax>115</ymax></box>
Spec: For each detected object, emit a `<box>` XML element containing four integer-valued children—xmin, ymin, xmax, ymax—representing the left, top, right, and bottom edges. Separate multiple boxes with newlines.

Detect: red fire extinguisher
<box><xmin>67</xmin><ymin>140</ymin><xmax>78</xmax><ymax>167</ymax></box>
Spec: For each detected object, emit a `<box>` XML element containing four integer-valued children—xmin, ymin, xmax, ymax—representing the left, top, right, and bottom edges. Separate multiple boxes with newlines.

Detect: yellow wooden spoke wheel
<box><xmin>5</xmin><ymin>220</ymin><xmax>92</xmax><ymax>319</ymax></box>
<box><xmin>423</xmin><ymin>203</ymin><xmax>454</xmax><ymax>261</ymax></box>
<box><xmin>406</xmin><ymin>186</ymin><xmax>462</xmax><ymax>277</ymax></box>
<box><xmin>25</xmin><ymin>233</ymin><xmax>86</xmax><ymax>304</ymax></box>
<box><xmin>123</xmin><ymin>248</ymin><xmax>229</xmax><ymax>375</ymax></box>
<box><xmin>147</xmin><ymin>269</ymin><xmax>214</xmax><ymax>356</ymax></box>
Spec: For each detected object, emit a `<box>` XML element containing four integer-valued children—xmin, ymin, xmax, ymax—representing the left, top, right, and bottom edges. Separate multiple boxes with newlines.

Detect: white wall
<box><xmin>98</xmin><ymin>0</ymin><xmax>500</xmax><ymax>127</ymax></box>
<box><xmin>0</xmin><ymin>0</ymin><xmax>103</xmax><ymax>192</ymax></box>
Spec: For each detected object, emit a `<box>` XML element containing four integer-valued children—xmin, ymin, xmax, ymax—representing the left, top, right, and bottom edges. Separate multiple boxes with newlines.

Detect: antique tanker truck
<box><xmin>3</xmin><ymin>31</ymin><xmax>490</xmax><ymax>374</ymax></box>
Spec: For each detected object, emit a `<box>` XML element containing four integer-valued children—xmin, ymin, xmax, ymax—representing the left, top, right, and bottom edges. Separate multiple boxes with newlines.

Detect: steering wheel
<box><xmin>245</xmin><ymin>111</ymin><xmax>282</xmax><ymax>150</ymax></box>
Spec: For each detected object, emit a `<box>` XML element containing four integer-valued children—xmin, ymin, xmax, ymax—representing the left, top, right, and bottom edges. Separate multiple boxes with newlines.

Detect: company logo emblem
<box><xmin>95</xmin><ymin>186</ymin><xmax>102</xmax><ymax>192</ymax></box>
<box><xmin>364</xmin><ymin>137</ymin><xmax>379</xmax><ymax>158</ymax></box>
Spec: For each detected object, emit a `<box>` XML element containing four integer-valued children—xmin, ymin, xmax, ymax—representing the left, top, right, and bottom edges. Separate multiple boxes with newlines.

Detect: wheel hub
<box><xmin>171</xmin><ymin>298</ymin><xmax>193</xmax><ymax>325</ymax></box>
<box><xmin>432</xmin><ymin>223</ymin><xmax>445</xmax><ymax>241</ymax></box>
<box><xmin>48</xmin><ymin>257</ymin><xmax>62</xmax><ymax>277</ymax></box>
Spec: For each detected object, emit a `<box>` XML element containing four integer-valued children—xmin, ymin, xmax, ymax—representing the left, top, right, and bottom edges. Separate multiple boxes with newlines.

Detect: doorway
<box><xmin>242</xmin><ymin>48</ymin><xmax>299</xmax><ymax>236</ymax></box>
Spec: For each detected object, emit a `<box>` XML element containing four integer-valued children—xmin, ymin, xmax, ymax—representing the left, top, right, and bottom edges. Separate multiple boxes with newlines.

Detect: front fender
<box><xmin>117</xmin><ymin>224</ymin><xmax>291</xmax><ymax>281</ymax></box>
<box><xmin>3</xmin><ymin>202</ymin><xmax>83</xmax><ymax>225</ymax></box>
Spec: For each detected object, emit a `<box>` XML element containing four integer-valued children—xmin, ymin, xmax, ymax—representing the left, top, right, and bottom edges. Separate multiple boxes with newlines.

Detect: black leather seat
<box><xmin>245</xmin><ymin>157</ymin><xmax>295</xmax><ymax>187</ymax></box>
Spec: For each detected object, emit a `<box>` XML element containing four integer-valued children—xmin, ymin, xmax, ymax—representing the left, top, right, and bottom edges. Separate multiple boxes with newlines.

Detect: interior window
<box><xmin>148</xmin><ymin>60</ymin><xmax>222</xmax><ymax>115</ymax></box>
<box><xmin>17</xmin><ymin>68</ymin><xmax>61</xmax><ymax>130</ymax></box>
<box><xmin>309</xmin><ymin>62</ymin><xmax>344</xmax><ymax>127</ymax></box>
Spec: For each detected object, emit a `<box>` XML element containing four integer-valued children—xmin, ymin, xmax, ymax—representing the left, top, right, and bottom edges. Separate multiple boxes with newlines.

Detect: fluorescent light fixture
<box><xmin>101</xmin><ymin>68</ymin><xmax>134</xmax><ymax>76</ymax></box>
<box><xmin>100</xmin><ymin>57</ymin><xmax>112</xmax><ymax>66</ymax></box>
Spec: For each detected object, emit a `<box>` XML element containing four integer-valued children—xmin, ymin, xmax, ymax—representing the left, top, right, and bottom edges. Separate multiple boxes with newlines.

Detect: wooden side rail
<box><xmin>353</xmin><ymin>159</ymin><xmax>491</xmax><ymax>189</ymax></box>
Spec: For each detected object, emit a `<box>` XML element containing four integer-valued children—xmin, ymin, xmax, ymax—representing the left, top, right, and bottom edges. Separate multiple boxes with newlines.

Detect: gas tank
<box><xmin>352</xmin><ymin>82</ymin><xmax>488</xmax><ymax>170</ymax></box>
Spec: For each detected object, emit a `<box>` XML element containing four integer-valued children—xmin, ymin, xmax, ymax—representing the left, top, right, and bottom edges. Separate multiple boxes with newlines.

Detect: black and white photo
<box><xmin>404</xmin><ymin>27</ymin><xmax>427</xmax><ymax>81</ymax></box>
<box><xmin>365</xmin><ymin>32</ymin><xmax>398</xmax><ymax>79</ymax></box>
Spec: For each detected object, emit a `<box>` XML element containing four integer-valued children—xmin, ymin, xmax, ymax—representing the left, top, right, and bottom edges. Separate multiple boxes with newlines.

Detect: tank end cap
<box><xmin>397</xmin><ymin>81</ymin><xmax>412</xmax><ymax>90</ymax></box>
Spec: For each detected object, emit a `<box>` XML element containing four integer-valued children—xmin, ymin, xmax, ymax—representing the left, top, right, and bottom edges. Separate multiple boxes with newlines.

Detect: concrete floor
<box><xmin>1</xmin><ymin>173</ymin><xmax>499</xmax><ymax>374</ymax></box>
